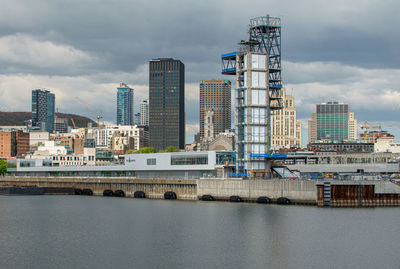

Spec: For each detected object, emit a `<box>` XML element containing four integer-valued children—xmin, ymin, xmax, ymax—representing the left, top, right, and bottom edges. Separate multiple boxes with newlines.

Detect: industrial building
<box><xmin>221</xmin><ymin>15</ymin><xmax>284</xmax><ymax>178</ymax></box>
<box><xmin>308</xmin><ymin>141</ymin><xmax>374</xmax><ymax>153</ymax></box>
<box><xmin>273</xmin><ymin>151</ymin><xmax>400</xmax><ymax>180</ymax></box>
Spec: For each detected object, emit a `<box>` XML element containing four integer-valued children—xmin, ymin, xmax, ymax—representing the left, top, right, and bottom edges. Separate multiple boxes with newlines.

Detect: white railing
<box><xmin>250</xmin><ymin>16</ymin><xmax>280</xmax><ymax>28</ymax></box>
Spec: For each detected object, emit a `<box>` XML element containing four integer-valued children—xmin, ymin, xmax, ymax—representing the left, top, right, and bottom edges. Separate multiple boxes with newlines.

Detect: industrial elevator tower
<box><xmin>221</xmin><ymin>15</ymin><xmax>283</xmax><ymax>178</ymax></box>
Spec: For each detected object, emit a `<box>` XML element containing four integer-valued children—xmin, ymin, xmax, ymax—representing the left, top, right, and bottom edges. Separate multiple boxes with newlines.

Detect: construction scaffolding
<box><xmin>222</xmin><ymin>15</ymin><xmax>284</xmax><ymax>178</ymax></box>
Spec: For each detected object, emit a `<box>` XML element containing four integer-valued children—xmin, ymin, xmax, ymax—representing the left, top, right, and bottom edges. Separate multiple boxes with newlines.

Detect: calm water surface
<box><xmin>0</xmin><ymin>195</ymin><xmax>398</xmax><ymax>269</ymax></box>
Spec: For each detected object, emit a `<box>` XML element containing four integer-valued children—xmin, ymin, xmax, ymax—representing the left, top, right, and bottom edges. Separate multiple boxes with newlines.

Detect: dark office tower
<box><xmin>31</xmin><ymin>89</ymin><xmax>55</xmax><ymax>132</ymax></box>
<box><xmin>149</xmin><ymin>58</ymin><xmax>185</xmax><ymax>151</ymax></box>
<box><xmin>117</xmin><ymin>83</ymin><xmax>134</xmax><ymax>125</ymax></box>
<box><xmin>199</xmin><ymin>80</ymin><xmax>231</xmax><ymax>139</ymax></box>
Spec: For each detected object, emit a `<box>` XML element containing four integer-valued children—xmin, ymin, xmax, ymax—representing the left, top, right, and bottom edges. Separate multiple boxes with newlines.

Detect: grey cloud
<box><xmin>2</xmin><ymin>0</ymin><xmax>399</xmax><ymax>79</ymax></box>
<box><xmin>1</xmin><ymin>0</ymin><xmax>400</xmax><ymax>144</ymax></box>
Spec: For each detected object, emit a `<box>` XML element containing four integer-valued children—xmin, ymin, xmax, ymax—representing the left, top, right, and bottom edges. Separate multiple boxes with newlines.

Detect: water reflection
<box><xmin>0</xmin><ymin>196</ymin><xmax>397</xmax><ymax>269</ymax></box>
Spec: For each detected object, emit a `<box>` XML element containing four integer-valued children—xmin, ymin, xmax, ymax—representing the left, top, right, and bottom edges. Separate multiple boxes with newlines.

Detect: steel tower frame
<box><xmin>222</xmin><ymin>15</ymin><xmax>283</xmax><ymax>178</ymax></box>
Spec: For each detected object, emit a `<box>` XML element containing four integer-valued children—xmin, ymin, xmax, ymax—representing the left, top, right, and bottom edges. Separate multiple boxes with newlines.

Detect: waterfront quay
<box><xmin>1</xmin><ymin>177</ymin><xmax>399</xmax><ymax>207</ymax></box>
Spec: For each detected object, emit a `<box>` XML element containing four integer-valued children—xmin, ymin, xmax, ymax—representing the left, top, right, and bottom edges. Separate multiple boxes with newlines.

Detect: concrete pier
<box><xmin>1</xmin><ymin>177</ymin><xmax>399</xmax><ymax>207</ymax></box>
<box><xmin>197</xmin><ymin>179</ymin><xmax>317</xmax><ymax>204</ymax></box>
<box><xmin>0</xmin><ymin>177</ymin><xmax>198</xmax><ymax>200</ymax></box>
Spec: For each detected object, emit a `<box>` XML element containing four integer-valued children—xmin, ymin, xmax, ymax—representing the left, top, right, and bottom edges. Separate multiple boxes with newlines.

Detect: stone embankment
<box><xmin>1</xmin><ymin>177</ymin><xmax>399</xmax><ymax>207</ymax></box>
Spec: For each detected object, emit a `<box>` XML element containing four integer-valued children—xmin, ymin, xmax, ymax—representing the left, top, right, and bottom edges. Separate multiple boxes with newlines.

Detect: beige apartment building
<box><xmin>199</xmin><ymin>80</ymin><xmax>231</xmax><ymax>140</ymax></box>
<box><xmin>270</xmin><ymin>88</ymin><xmax>302</xmax><ymax>148</ymax></box>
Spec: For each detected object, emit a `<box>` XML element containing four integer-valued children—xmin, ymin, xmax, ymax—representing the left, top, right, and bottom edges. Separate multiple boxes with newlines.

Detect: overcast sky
<box><xmin>1</xmin><ymin>0</ymin><xmax>400</xmax><ymax>145</ymax></box>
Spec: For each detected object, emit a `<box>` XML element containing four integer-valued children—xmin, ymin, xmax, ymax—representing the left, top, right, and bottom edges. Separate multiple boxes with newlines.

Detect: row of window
<box><xmin>52</xmin><ymin>156</ymin><xmax>95</xmax><ymax>161</ymax></box>
<box><xmin>146</xmin><ymin>156</ymin><xmax>209</xmax><ymax>166</ymax></box>
<box><xmin>171</xmin><ymin>156</ymin><xmax>208</xmax><ymax>165</ymax></box>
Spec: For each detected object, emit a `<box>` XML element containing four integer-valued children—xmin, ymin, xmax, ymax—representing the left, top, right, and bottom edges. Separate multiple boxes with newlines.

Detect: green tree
<box><xmin>125</xmin><ymin>149</ymin><xmax>135</xmax><ymax>154</ymax></box>
<box><xmin>161</xmin><ymin>146</ymin><xmax>180</xmax><ymax>153</ymax></box>
<box><xmin>0</xmin><ymin>160</ymin><xmax>7</xmax><ymax>176</ymax></box>
<box><xmin>135</xmin><ymin>147</ymin><xmax>157</xmax><ymax>154</ymax></box>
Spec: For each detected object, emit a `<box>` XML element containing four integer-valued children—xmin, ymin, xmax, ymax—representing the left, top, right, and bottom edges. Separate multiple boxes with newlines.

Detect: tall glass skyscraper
<box><xmin>149</xmin><ymin>58</ymin><xmax>185</xmax><ymax>151</ymax></box>
<box><xmin>31</xmin><ymin>89</ymin><xmax>55</xmax><ymax>132</ymax></box>
<box><xmin>116</xmin><ymin>83</ymin><xmax>134</xmax><ymax>125</ymax></box>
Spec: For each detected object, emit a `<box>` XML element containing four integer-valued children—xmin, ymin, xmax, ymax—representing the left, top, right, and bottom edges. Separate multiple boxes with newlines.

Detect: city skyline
<box><xmin>0</xmin><ymin>1</ymin><xmax>400</xmax><ymax>146</ymax></box>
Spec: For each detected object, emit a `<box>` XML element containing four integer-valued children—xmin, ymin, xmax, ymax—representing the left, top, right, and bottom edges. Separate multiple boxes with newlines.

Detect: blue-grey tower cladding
<box><xmin>149</xmin><ymin>58</ymin><xmax>185</xmax><ymax>151</ymax></box>
<box><xmin>31</xmin><ymin>89</ymin><xmax>55</xmax><ymax>133</ymax></box>
<box><xmin>221</xmin><ymin>15</ymin><xmax>283</xmax><ymax>178</ymax></box>
<box><xmin>116</xmin><ymin>83</ymin><xmax>134</xmax><ymax>125</ymax></box>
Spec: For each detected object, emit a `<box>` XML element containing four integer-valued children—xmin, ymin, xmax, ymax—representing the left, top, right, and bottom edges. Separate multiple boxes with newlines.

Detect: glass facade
<box><xmin>316</xmin><ymin>102</ymin><xmax>349</xmax><ymax>142</ymax></box>
<box><xmin>146</xmin><ymin>158</ymin><xmax>156</xmax><ymax>165</ymax></box>
<box><xmin>149</xmin><ymin>58</ymin><xmax>185</xmax><ymax>151</ymax></box>
<box><xmin>84</xmin><ymin>138</ymin><xmax>95</xmax><ymax>148</ymax></box>
<box><xmin>171</xmin><ymin>154</ymin><xmax>208</xmax><ymax>165</ymax></box>
<box><xmin>216</xmin><ymin>151</ymin><xmax>235</xmax><ymax>165</ymax></box>
<box><xmin>31</xmin><ymin>89</ymin><xmax>55</xmax><ymax>132</ymax></box>
<box><xmin>117</xmin><ymin>84</ymin><xmax>134</xmax><ymax>125</ymax></box>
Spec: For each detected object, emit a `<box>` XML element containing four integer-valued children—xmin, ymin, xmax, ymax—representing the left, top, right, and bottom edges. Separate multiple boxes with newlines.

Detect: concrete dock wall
<box><xmin>0</xmin><ymin>177</ymin><xmax>198</xmax><ymax>200</ymax></box>
<box><xmin>197</xmin><ymin>179</ymin><xmax>317</xmax><ymax>203</ymax></box>
<box><xmin>2</xmin><ymin>177</ymin><xmax>399</xmax><ymax>206</ymax></box>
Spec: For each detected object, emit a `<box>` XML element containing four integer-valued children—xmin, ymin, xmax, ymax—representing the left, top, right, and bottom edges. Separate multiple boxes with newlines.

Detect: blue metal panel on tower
<box><xmin>221</xmin><ymin>52</ymin><xmax>237</xmax><ymax>59</ymax></box>
<box><xmin>250</xmin><ymin>154</ymin><xmax>270</xmax><ymax>158</ymax></box>
<box><xmin>269</xmin><ymin>84</ymin><xmax>282</xmax><ymax>88</ymax></box>
<box><xmin>271</xmin><ymin>154</ymin><xmax>287</xmax><ymax>158</ymax></box>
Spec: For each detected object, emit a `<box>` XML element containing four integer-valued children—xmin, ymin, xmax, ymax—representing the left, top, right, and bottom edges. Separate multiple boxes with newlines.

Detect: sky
<box><xmin>1</xmin><ymin>0</ymin><xmax>400</xmax><ymax>146</ymax></box>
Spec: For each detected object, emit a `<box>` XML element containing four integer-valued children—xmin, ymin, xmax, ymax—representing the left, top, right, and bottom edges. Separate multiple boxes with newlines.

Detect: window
<box><xmin>171</xmin><ymin>155</ymin><xmax>208</xmax><ymax>165</ymax></box>
<box><xmin>252</xmin><ymin>90</ymin><xmax>266</xmax><ymax>105</ymax></box>
<box><xmin>252</xmin><ymin>162</ymin><xmax>266</xmax><ymax>169</ymax></box>
<box><xmin>252</xmin><ymin>144</ymin><xmax>266</xmax><ymax>154</ymax></box>
<box><xmin>252</xmin><ymin>126</ymin><xmax>265</xmax><ymax>142</ymax></box>
<box><xmin>252</xmin><ymin>108</ymin><xmax>265</xmax><ymax>124</ymax></box>
<box><xmin>251</xmin><ymin>55</ymin><xmax>266</xmax><ymax>69</ymax></box>
<box><xmin>147</xmin><ymin>158</ymin><xmax>156</xmax><ymax>165</ymax></box>
<box><xmin>251</xmin><ymin>72</ymin><xmax>266</xmax><ymax>87</ymax></box>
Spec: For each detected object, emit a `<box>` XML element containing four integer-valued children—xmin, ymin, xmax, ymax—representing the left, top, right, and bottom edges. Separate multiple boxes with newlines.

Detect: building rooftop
<box><xmin>150</xmin><ymin>58</ymin><xmax>181</xmax><ymax>62</ymax></box>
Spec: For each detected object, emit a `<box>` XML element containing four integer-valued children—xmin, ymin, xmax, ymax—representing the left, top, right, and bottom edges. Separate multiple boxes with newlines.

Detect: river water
<box><xmin>0</xmin><ymin>195</ymin><xmax>398</xmax><ymax>269</ymax></box>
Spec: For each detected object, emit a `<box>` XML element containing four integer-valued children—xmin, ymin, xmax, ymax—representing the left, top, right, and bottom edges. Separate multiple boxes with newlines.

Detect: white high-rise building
<box><xmin>270</xmin><ymin>88</ymin><xmax>302</xmax><ymax>148</ymax></box>
<box><xmin>348</xmin><ymin>112</ymin><xmax>357</xmax><ymax>141</ymax></box>
<box><xmin>140</xmin><ymin>99</ymin><xmax>149</xmax><ymax>126</ymax></box>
